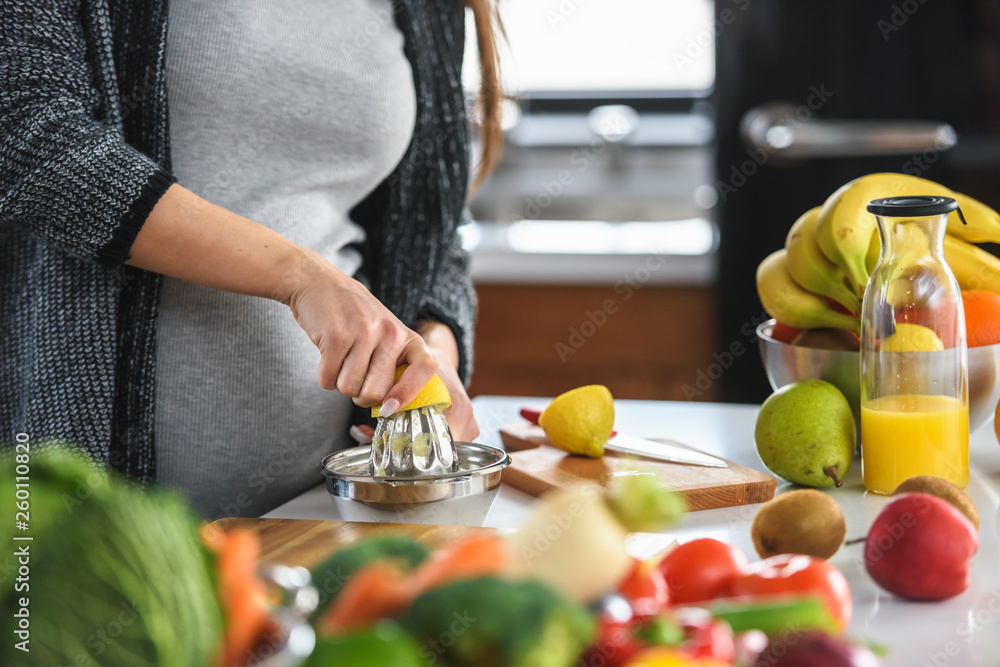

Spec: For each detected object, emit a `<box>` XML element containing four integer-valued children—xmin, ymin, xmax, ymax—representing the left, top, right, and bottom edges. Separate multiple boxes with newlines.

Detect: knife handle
<box><xmin>519</xmin><ymin>408</ymin><xmax>542</xmax><ymax>424</ymax></box>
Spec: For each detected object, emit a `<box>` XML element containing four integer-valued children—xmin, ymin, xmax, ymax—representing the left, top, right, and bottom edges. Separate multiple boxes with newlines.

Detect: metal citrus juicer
<box><xmin>320</xmin><ymin>373</ymin><xmax>511</xmax><ymax>526</ymax></box>
<box><xmin>369</xmin><ymin>405</ymin><xmax>459</xmax><ymax>476</ymax></box>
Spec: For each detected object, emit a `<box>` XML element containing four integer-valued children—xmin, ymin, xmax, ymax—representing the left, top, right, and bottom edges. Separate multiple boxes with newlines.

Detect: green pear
<box><xmin>755</xmin><ymin>379</ymin><xmax>855</xmax><ymax>487</ymax></box>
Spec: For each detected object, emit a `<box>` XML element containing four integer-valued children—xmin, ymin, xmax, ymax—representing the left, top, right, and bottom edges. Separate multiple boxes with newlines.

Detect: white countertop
<box><xmin>266</xmin><ymin>396</ymin><xmax>1000</xmax><ymax>666</ymax></box>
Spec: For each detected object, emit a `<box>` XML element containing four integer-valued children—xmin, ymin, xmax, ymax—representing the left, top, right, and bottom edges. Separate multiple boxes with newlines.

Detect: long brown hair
<box><xmin>467</xmin><ymin>0</ymin><xmax>504</xmax><ymax>191</ymax></box>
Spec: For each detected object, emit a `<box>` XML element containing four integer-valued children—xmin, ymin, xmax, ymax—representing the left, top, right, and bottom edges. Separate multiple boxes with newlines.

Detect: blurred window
<box><xmin>464</xmin><ymin>0</ymin><xmax>715</xmax><ymax>97</ymax></box>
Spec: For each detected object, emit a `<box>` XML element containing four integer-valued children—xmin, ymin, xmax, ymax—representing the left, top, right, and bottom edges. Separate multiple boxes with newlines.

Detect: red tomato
<box><xmin>657</xmin><ymin>539</ymin><xmax>749</xmax><ymax>604</ymax></box>
<box><xmin>673</xmin><ymin>607</ymin><xmax>735</xmax><ymax>662</ymax></box>
<box><xmin>618</xmin><ymin>557</ymin><xmax>670</xmax><ymax>619</ymax></box>
<box><xmin>729</xmin><ymin>554</ymin><xmax>853</xmax><ymax>632</ymax></box>
<box><xmin>581</xmin><ymin>616</ymin><xmax>643</xmax><ymax>667</ymax></box>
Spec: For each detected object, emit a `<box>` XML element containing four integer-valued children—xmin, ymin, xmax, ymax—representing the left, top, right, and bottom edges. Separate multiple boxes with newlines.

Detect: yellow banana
<box><xmin>785</xmin><ymin>207</ymin><xmax>860</xmax><ymax>315</ymax></box>
<box><xmin>865</xmin><ymin>229</ymin><xmax>880</xmax><ymax>274</ymax></box>
<box><xmin>945</xmin><ymin>235</ymin><xmax>1000</xmax><ymax>294</ymax></box>
<box><xmin>756</xmin><ymin>249</ymin><xmax>859</xmax><ymax>332</ymax></box>
<box><xmin>865</xmin><ymin>230</ymin><xmax>1000</xmax><ymax>295</ymax></box>
<box><xmin>817</xmin><ymin>172</ymin><xmax>1000</xmax><ymax>293</ymax></box>
<box><xmin>949</xmin><ymin>191</ymin><xmax>1000</xmax><ymax>244</ymax></box>
<box><xmin>816</xmin><ymin>177</ymin><xmax>877</xmax><ymax>293</ymax></box>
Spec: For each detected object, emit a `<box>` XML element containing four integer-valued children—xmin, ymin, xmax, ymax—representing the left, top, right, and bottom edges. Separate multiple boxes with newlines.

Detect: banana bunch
<box><xmin>757</xmin><ymin>172</ymin><xmax>1000</xmax><ymax>333</ymax></box>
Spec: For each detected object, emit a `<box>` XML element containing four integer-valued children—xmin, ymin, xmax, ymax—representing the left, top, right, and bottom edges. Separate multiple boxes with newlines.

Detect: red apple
<box><xmin>865</xmin><ymin>493</ymin><xmax>978</xmax><ymax>601</ymax></box>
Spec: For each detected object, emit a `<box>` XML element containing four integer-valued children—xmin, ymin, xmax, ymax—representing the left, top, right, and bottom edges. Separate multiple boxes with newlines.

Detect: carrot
<box><xmin>204</xmin><ymin>529</ymin><xmax>274</xmax><ymax>667</ymax></box>
<box><xmin>316</xmin><ymin>533</ymin><xmax>508</xmax><ymax>636</ymax></box>
<box><xmin>317</xmin><ymin>561</ymin><xmax>410</xmax><ymax>633</ymax></box>
<box><xmin>405</xmin><ymin>533</ymin><xmax>507</xmax><ymax>596</ymax></box>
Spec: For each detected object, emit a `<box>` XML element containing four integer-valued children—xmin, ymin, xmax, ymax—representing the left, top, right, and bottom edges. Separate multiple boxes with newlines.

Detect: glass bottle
<box><xmin>860</xmin><ymin>196</ymin><xmax>969</xmax><ymax>494</ymax></box>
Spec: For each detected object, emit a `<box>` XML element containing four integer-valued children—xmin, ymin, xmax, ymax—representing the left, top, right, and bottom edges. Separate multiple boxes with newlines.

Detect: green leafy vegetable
<box><xmin>309</xmin><ymin>534</ymin><xmax>429</xmax><ymax>619</ymax></box>
<box><xmin>398</xmin><ymin>576</ymin><xmax>595</xmax><ymax>667</ymax></box>
<box><xmin>0</xmin><ymin>449</ymin><xmax>222</xmax><ymax>666</ymax></box>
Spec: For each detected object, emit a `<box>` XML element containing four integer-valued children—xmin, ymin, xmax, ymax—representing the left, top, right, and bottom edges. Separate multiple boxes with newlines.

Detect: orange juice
<box><xmin>861</xmin><ymin>394</ymin><xmax>969</xmax><ymax>494</ymax></box>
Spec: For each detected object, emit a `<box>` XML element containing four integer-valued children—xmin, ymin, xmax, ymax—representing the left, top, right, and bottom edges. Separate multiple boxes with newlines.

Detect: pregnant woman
<box><xmin>0</xmin><ymin>0</ymin><xmax>502</xmax><ymax>517</ymax></box>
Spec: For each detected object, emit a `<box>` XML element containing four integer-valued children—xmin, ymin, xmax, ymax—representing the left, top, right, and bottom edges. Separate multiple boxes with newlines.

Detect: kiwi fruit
<box><xmin>751</xmin><ymin>489</ymin><xmax>847</xmax><ymax>559</ymax></box>
<box><xmin>893</xmin><ymin>475</ymin><xmax>980</xmax><ymax>530</ymax></box>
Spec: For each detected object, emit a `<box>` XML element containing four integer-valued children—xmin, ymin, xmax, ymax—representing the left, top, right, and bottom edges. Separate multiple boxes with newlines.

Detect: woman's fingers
<box><xmin>349</xmin><ymin>424</ymin><xmax>375</xmax><ymax>443</ymax></box>
<box><xmin>446</xmin><ymin>402</ymin><xmax>479</xmax><ymax>442</ymax></box>
<box><xmin>336</xmin><ymin>341</ymin><xmax>374</xmax><ymax>398</ymax></box>
<box><xmin>355</xmin><ymin>344</ymin><xmax>398</xmax><ymax>407</ymax></box>
<box><xmin>316</xmin><ymin>338</ymin><xmax>350</xmax><ymax>391</ymax></box>
<box><xmin>377</xmin><ymin>341</ymin><xmax>438</xmax><ymax>416</ymax></box>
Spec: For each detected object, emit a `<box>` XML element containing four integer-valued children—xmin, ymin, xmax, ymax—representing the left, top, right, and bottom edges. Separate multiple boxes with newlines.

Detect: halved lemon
<box><xmin>538</xmin><ymin>384</ymin><xmax>615</xmax><ymax>458</ymax></box>
<box><xmin>371</xmin><ymin>365</ymin><xmax>452</xmax><ymax>417</ymax></box>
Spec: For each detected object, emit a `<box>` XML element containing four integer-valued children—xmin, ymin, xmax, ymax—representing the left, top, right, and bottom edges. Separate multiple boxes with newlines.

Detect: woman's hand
<box><xmin>286</xmin><ymin>261</ymin><xmax>439</xmax><ymax>414</ymax></box>
<box><xmin>349</xmin><ymin>321</ymin><xmax>479</xmax><ymax>444</ymax></box>
<box><xmin>128</xmin><ymin>184</ymin><xmax>438</xmax><ymax>413</ymax></box>
<box><xmin>415</xmin><ymin>321</ymin><xmax>479</xmax><ymax>442</ymax></box>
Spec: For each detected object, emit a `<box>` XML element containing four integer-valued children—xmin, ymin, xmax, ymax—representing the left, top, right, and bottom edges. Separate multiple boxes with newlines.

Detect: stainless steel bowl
<box><xmin>258</xmin><ymin>565</ymin><xmax>318</xmax><ymax>667</ymax></box>
<box><xmin>321</xmin><ymin>442</ymin><xmax>511</xmax><ymax>526</ymax></box>
<box><xmin>757</xmin><ymin>319</ymin><xmax>1000</xmax><ymax>433</ymax></box>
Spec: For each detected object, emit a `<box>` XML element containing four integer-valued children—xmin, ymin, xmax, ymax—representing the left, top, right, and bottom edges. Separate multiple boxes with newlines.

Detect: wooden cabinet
<box><xmin>468</xmin><ymin>284</ymin><xmax>719</xmax><ymax>401</ymax></box>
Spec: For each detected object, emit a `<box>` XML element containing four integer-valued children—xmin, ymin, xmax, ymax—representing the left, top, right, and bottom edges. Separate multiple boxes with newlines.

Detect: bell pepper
<box><xmin>624</xmin><ymin>648</ymin><xmax>731</xmax><ymax>667</ymax></box>
<box><xmin>699</xmin><ymin>595</ymin><xmax>839</xmax><ymax>636</ymax></box>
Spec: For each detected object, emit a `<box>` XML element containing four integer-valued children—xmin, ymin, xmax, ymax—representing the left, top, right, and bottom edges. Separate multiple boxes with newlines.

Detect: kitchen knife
<box><xmin>519</xmin><ymin>408</ymin><xmax>728</xmax><ymax>468</ymax></box>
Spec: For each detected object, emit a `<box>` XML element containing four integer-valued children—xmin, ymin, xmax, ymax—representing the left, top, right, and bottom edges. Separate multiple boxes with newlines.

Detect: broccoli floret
<box><xmin>398</xmin><ymin>577</ymin><xmax>595</xmax><ymax>667</ymax></box>
<box><xmin>310</xmin><ymin>535</ymin><xmax>429</xmax><ymax>618</ymax></box>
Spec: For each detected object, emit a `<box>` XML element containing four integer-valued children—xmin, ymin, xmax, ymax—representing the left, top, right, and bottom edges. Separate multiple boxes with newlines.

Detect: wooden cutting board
<box><xmin>208</xmin><ymin>518</ymin><xmax>677</xmax><ymax>566</ymax></box>
<box><xmin>499</xmin><ymin>422</ymin><xmax>776</xmax><ymax>511</ymax></box>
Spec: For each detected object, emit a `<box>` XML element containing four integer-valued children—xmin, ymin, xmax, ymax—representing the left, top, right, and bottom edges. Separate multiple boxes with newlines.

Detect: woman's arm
<box><xmin>130</xmin><ymin>184</ymin><xmax>439</xmax><ymax>414</ymax></box>
<box><xmin>0</xmin><ymin>2</ymin><xmax>172</xmax><ymax>264</ymax></box>
<box><xmin>415</xmin><ymin>321</ymin><xmax>479</xmax><ymax>442</ymax></box>
<box><xmin>416</xmin><ymin>215</ymin><xmax>479</xmax><ymax>383</ymax></box>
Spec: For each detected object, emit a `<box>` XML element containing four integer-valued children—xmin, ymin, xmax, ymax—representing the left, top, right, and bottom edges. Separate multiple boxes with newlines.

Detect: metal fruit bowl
<box><xmin>321</xmin><ymin>442</ymin><xmax>511</xmax><ymax>526</ymax></box>
<box><xmin>757</xmin><ymin>319</ymin><xmax>1000</xmax><ymax>433</ymax></box>
<box><xmin>257</xmin><ymin>565</ymin><xmax>318</xmax><ymax>667</ymax></box>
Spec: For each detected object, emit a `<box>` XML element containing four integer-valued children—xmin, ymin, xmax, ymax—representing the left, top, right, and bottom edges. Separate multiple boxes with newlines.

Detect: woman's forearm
<box><xmin>126</xmin><ymin>182</ymin><xmax>439</xmax><ymax>411</ymax></box>
<box><xmin>126</xmin><ymin>183</ymin><xmax>322</xmax><ymax>304</ymax></box>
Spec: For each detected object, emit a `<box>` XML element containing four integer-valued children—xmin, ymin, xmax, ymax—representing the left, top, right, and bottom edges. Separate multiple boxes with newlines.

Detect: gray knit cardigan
<box><xmin>0</xmin><ymin>0</ymin><xmax>477</xmax><ymax>483</ymax></box>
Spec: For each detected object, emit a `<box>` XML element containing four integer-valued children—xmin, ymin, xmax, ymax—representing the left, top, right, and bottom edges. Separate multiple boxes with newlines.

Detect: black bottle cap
<box><xmin>867</xmin><ymin>196</ymin><xmax>966</xmax><ymax>224</ymax></box>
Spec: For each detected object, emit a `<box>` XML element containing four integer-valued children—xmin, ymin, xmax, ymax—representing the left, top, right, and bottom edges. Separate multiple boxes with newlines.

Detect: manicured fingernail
<box><xmin>349</xmin><ymin>425</ymin><xmax>372</xmax><ymax>443</ymax></box>
<box><xmin>379</xmin><ymin>398</ymin><xmax>400</xmax><ymax>417</ymax></box>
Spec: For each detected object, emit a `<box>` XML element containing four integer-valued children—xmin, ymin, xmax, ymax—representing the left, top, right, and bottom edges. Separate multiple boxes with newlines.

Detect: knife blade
<box><xmin>605</xmin><ymin>433</ymin><xmax>728</xmax><ymax>468</ymax></box>
<box><xmin>519</xmin><ymin>407</ymin><xmax>728</xmax><ymax>468</ymax></box>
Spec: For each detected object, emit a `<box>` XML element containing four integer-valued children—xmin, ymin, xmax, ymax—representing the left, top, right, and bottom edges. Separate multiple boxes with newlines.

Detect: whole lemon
<box><xmin>538</xmin><ymin>385</ymin><xmax>615</xmax><ymax>457</ymax></box>
<box><xmin>882</xmin><ymin>323</ymin><xmax>944</xmax><ymax>352</ymax></box>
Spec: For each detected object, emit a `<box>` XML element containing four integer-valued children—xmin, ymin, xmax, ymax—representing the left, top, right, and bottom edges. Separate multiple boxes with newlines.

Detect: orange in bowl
<box><xmin>962</xmin><ymin>290</ymin><xmax>1000</xmax><ymax>348</ymax></box>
